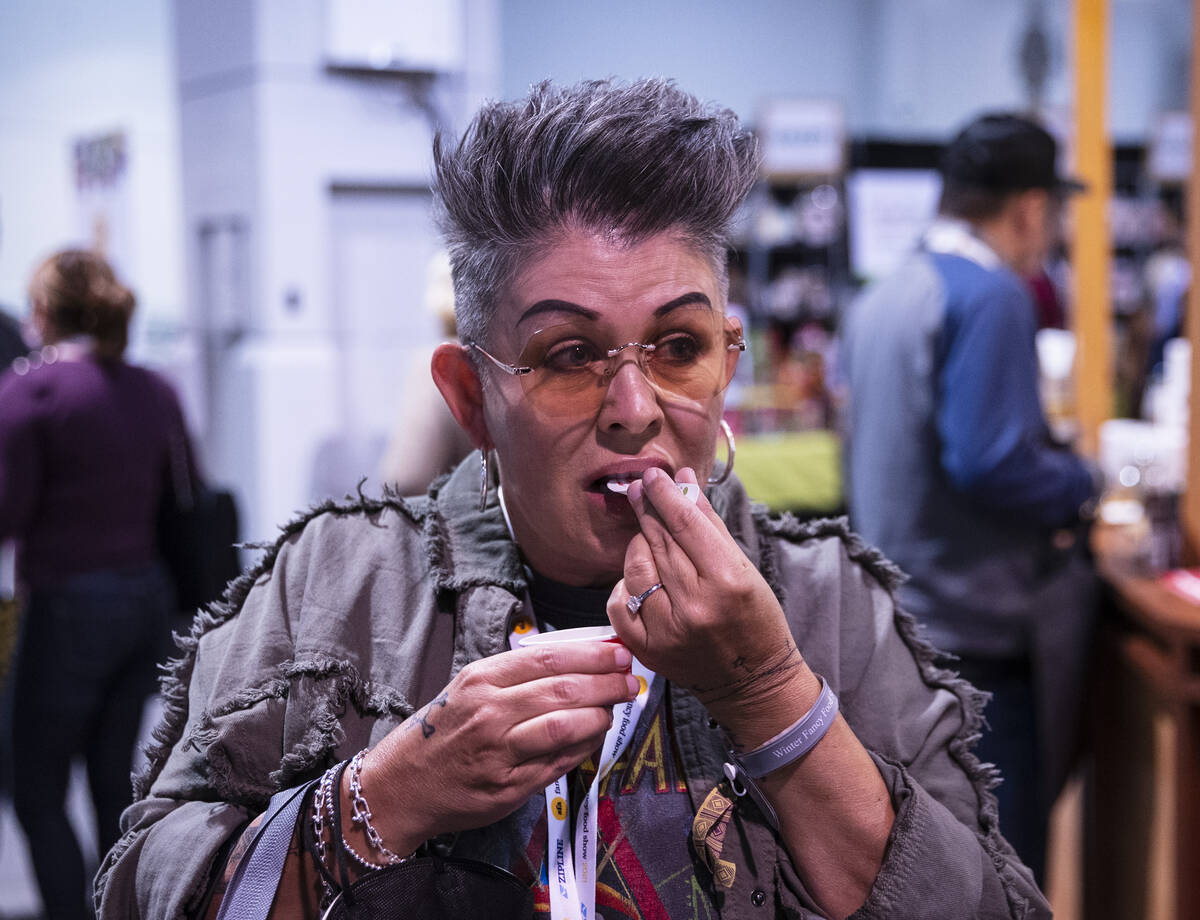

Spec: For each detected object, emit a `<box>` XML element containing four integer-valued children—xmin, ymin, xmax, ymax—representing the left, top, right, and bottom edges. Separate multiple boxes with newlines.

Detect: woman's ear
<box><xmin>431</xmin><ymin>343</ymin><xmax>491</xmax><ymax>450</ymax></box>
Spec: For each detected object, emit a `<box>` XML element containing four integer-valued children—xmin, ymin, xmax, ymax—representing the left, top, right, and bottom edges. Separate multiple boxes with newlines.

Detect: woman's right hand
<box><xmin>352</xmin><ymin>640</ymin><xmax>638</xmax><ymax>855</ymax></box>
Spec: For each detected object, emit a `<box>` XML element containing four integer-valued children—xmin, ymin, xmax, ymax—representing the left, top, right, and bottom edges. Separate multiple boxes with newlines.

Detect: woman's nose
<box><xmin>598</xmin><ymin>358</ymin><xmax>663</xmax><ymax>434</ymax></box>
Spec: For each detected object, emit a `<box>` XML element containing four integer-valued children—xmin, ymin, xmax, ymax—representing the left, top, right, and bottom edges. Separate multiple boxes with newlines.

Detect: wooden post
<box><xmin>1182</xmin><ymin>0</ymin><xmax>1200</xmax><ymax>561</ymax></box>
<box><xmin>1070</xmin><ymin>0</ymin><xmax>1112</xmax><ymax>459</ymax></box>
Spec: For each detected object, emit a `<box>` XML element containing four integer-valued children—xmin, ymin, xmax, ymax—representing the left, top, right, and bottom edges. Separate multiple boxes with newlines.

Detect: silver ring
<box><xmin>626</xmin><ymin>582</ymin><xmax>664</xmax><ymax>614</ymax></box>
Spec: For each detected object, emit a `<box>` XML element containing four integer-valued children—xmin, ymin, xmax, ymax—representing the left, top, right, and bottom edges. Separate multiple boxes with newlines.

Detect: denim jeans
<box><xmin>10</xmin><ymin>565</ymin><xmax>170</xmax><ymax>920</ymax></box>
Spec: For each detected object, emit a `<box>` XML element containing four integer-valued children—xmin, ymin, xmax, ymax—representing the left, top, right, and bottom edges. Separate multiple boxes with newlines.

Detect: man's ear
<box><xmin>431</xmin><ymin>343</ymin><xmax>491</xmax><ymax>450</ymax></box>
<box><xmin>1011</xmin><ymin>188</ymin><xmax>1049</xmax><ymax>238</ymax></box>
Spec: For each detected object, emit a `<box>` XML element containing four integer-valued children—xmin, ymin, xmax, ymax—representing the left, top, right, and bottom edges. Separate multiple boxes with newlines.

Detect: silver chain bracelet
<box><xmin>309</xmin><ymin>752</ymin><xmax>407</xmax><ymax>879</ymax></box>
<box><xmin>346</xmin><ymin>748</ymin><xmax>408</xmax><ymax>866</ymax></box>
<box><xmin>310</xmin><ymin>767</ymin><xmax>336</xmax><ymax>903</ymax></box>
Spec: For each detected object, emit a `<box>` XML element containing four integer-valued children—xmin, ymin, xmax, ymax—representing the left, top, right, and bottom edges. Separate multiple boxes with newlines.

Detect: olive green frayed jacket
<box><xmin>95</xmin><ymin>454</ymin><xmax>1050</xmax><ymax>920</ymax></box>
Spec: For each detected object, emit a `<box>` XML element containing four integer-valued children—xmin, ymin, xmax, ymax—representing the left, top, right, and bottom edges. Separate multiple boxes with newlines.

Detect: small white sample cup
<box><xmin>517</xmin><ymin>625</ymin><xmax>621</xmax><ymax>646</ymax></box>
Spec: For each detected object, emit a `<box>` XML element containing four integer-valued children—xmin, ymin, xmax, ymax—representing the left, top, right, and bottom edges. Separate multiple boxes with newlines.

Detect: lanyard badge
<box><xmin>508</xmin><ymin>616</ymin><xmax>656</xmax><ymax>920</ymax></box>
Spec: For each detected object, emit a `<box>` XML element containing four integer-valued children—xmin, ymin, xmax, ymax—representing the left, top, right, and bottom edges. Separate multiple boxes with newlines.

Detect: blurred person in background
<box><xmin>1144</xmin><ymin>191</ymin><xmax>1190</xmax><ymax>382</ymax></box>
<box><xmin>377</xmin><ymin>250</ymin><xmax>473</xmax><ymax>495</ymax></box>
<box><xmin>0</xmin><ymin>309</ymin><xmax>24</xmax><ymax>369</ymax></box>
<box><xmin>841</xmin><ymin>113</ymin><xmax>1100</xmax><ymax>883</ymax></box>
<box><xmin>0</xmin><ymin>249</ymin><xmax>189</xmax><ymax>920</ymax></box>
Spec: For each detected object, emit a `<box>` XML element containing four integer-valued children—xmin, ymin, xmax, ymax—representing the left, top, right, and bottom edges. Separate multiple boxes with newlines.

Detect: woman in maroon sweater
<box><xmin>0</xmin><ymin>249</ymin><xmax>186</xmax><ymax>920</ymax></box>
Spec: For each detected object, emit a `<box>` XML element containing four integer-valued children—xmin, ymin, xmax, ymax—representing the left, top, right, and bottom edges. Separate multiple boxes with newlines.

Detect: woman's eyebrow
<box><xmin>654</xmin><ymin>292</ymin><xmax>712</xmax><ymax>315</ymax></box>
<box><xmin>518</xmin><ymin>291</ymin><xmax>713</xmax><ymax>326</ymax></box>
<box><xmin>518</xmin><ymin>299</ymin><xmax>598</xmax><ymax>325</ymax></box>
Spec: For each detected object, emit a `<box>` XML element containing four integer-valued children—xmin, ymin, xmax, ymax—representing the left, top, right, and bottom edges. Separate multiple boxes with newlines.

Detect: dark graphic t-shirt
<box><xmin>449</xmin><ymin>572</ymin><xmax>720</xmax><ymax>919</ymax></box>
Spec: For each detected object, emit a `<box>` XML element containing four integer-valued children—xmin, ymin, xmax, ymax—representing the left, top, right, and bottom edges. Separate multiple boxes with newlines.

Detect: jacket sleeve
<box><xmin>935</xmin><ymin>270</ymin><xmax>1094</xmax><ymax>529</ymax></box>
<box><xmin>774</xmin><ymin>530</ymin><xmax>1051</xmax><ymax>919</ymax></box>
<box><xmin>94</xmin><ymin>502</ymin><xmax>434</xmax><ymax>919</ymax></box>
<box><xmin>94</xmin><ymin>530</ymin><xmax>313</xmax><ymax>920</ymax></box>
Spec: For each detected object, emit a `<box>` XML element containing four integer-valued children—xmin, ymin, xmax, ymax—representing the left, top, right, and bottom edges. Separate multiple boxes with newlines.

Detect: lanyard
<box><xmin>508</xmin><ymin>615</ymin><xmax>656</xmax><ymax>920</ymax></box>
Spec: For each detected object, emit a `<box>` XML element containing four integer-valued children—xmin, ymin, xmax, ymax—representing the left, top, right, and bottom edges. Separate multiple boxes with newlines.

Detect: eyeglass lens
<box><xmin>513</xmin><ymin>306</ymin><xmax>742</xmax><ymax>416</ymax></box>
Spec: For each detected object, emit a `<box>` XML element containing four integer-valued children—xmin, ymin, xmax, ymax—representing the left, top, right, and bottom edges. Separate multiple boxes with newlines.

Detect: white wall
<box><xmin>499</xmin><ymin>0</ymin><xmax>877</xmax><ymax>130</ymax></box>
<box><xmin>0</xmin><ymin>0</ymin><xmax>184</xmax><ymax>330</ymax></box>
<box><xmin>500</xmin><ymin>0</ymin><xmax>1190</xmax><ymax>142</ymax></box>
<box><xmin>172</xmin><ymin>0</ymin><xmax>500</xmax><ymax>543</ymax></box>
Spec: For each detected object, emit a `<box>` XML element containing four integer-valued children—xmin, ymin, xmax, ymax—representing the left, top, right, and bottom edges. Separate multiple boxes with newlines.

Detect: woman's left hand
<box><xmin>607</xmin><ymin>466</ymin><xmax>819</xmax><ymax>743</ymax></box>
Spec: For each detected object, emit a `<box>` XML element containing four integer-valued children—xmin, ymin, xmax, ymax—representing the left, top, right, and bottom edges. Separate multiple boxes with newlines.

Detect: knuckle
<box><xmin>462</xmin><ymin>708</ymin><xmax>488</xmax><ymax>737</ymax></box>
<box><xmin>606</xmin><ymin>593</ymin><xmax>627</xmax><ymax>618</ymax></box>
<box><xmin>628</xmin><ymin>533</ymin><xmax>652</xmax><ymax>559</ymax></box>
<box><xmin>714</xmin><ymin>568</ymin><xmax>752</xmax><ymax>600</ymax></box>
<box><xmin>542</xmin><ymin>711</ymin><xmax>570</xmax><ymax>748</ymax></box>
<box><xmin>535</xmin><ymin>646</ymin><xmax>562</xmax><ymax>674</ymax></box>
<box><xmin>456</xmin><ymin>659</ymin><xmax>484</xmax><ymax>687</ymax></box>
<box><xmin>552</xmin><ymin>676</ymin><xmax>582</xmax><ymax>707</ymax></box>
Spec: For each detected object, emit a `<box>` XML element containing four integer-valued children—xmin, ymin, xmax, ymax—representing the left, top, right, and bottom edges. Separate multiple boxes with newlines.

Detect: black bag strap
<box><xmin>215</xmin><ymin>779</ymin><xmax>318</xmax><ymax>920</ymax></box>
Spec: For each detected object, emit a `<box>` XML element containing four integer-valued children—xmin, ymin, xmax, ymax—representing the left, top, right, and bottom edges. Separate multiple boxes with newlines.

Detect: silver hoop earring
<box><xmin>478</xmin><ymin>449</ymin><xmax>492</xmax><ymax>511</ymax></box>
<box><xmin>707</xmin><ymin>419</ymin><xmax>736</xmax><ymax>486</ymax></box>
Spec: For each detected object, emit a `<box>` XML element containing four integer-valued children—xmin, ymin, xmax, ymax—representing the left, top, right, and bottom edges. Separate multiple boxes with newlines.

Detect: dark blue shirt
<box><xmin>841</xmin><ymin>229</ymin><xmax>1095</xmax><ymax>657</ymax></box>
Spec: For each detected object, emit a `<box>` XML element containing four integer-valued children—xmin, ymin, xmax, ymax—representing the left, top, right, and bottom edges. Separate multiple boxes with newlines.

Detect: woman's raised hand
<box><xmin>607</xmin><ymin>466</ymin><xmax>819</xmax><ymax>746</ymax></box>
<box><xmin>356</xmin><ymin>642</ymin><xmax>637</xmax><ymax>854</ymax></box>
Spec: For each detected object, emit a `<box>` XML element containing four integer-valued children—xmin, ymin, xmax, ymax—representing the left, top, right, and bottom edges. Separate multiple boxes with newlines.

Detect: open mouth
<box><xmin>587</xmin><ymin>473</ymin><xmax>642</xmax><ymax>495</ymax></box>
<box><xmin>590</xmin><ymin>472</ymin><xmax>700</xmax><ymax>503</ymax></box>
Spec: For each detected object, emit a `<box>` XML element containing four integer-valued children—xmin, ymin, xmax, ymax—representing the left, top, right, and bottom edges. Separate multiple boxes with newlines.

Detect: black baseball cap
<box><xmin>941</xmin><ymin>113</ymin><xmax>1086</xmax><ymax>194</ymax></box>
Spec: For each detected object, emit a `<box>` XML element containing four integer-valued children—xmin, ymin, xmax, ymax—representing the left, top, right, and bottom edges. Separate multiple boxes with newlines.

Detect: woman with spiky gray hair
<box><xmin>97</xmin><ymin>79</ymin><xmax>1049</xmax><ymax>920</ymax></box>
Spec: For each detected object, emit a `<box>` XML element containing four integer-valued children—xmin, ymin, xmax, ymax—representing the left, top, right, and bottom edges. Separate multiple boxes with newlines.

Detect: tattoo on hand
<box><xmin>690</xmin><ymin>644</ymin><xmax>802</xmax><ymax>704</ymax></box>
<box><xmin>413</xmin><ymin>692</ymin><xmax>449</xmax><ymax>740</ymax></box>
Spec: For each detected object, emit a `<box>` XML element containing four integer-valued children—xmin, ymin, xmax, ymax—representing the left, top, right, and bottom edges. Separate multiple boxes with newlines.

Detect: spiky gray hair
<box><xmin>432</xmin><ymin>78</ymin><xmax>761</xmax><ymax>347</ymax></box>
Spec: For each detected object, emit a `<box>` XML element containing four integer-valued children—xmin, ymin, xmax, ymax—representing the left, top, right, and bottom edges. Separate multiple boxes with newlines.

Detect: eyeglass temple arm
<box><xmin>469</xmin><ymin>342</ymin><xmax>533</xmax><ymax>376</ymax></box>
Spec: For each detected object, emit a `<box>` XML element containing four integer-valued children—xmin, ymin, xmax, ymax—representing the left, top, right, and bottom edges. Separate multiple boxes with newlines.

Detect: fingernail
<box><xmin>613</xmin><ymin>646</ymin><xmax>632</xmax><ymax>668</ymax></box>
<box><xmin>625</xmin><ymin>674</ymin><xmax>640</xmax><ymax>695</ymax></box>
<box><xmin>644</xmin><ymin>467</ymin><xmax>664</xmax><ymax>485</ymax></box>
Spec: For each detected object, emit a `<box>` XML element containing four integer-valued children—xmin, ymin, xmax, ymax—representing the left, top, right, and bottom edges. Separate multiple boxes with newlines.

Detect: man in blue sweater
<box><xmin>841</xmin><ymin>113</ymin><xmax>1099</xmax><ymax>884</ymax></box>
